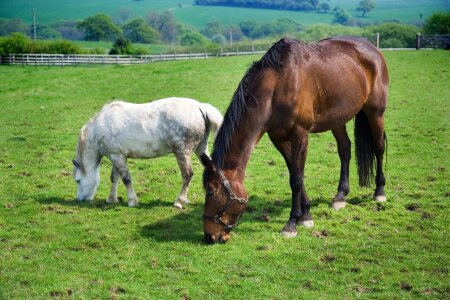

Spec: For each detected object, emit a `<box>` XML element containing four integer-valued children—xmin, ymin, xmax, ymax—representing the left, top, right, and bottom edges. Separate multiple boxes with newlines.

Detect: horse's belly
<box><xmin>125</xmin><ymin>141</ymin><xmax>171</xmax><ymax>159</ymax></box>
<box><xmin>310</xmin><ymin>107</ymin><xmax>361</xmax><ymax>133</ymax></box>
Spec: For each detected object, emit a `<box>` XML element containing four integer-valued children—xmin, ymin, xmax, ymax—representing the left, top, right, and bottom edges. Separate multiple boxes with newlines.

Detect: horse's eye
<box><xmin>206</xmin><ymin>190</ymin><xmax>214</xmax><ymax>197</ymax></box>
<box><xmin>76</xmin><ymin>179</ymin><xmax>81</xmax><ymax>184</ymax></box>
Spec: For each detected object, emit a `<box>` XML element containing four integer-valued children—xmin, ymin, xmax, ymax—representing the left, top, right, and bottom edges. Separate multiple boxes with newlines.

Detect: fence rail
<box><xmin>1</xmin><ymin>50</ymin><xmax>266</xmax><ymax>67</ymax></box>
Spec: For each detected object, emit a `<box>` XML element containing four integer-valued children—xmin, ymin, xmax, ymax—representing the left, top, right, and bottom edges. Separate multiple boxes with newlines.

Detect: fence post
<box><xmin>416</xmin><ymin>33</ymin><xmax>421</xmax><ymax>50</ymax></box>
<box><xmin>61</xmin><ymin>54</ymin><xmax>64</xmax><ymax>68</ymax></box>
<box><xmin>376</xmin><ymin>33</ymin><xmax>380</xmax><ymax>49</ymax></box>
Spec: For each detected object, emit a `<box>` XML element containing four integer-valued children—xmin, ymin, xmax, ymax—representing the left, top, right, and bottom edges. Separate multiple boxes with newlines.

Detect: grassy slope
<box><xmin>0</xmin><ymin>0</ymin><xmax>448</xmax><ymax>27</ymax></box>
<box><xmin>0</xmin><ymin>50</ymin><xmax>449</xmax><ymax>299</ymax></box>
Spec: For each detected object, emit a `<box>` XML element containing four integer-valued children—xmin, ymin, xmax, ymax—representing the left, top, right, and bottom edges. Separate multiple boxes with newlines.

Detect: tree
<box><xmin>53</xmin><ymin>20</ymin><xmax>85</xmax><ymax>40</ymax></box>
<box><xmin>333</xmin><ymin>7</ymin><xmax>352</xmax><ymax>25</ymax></box>
<box><xmin>146</xmin><ymin>11</ymin><xmax>177</xmax><ymax>43</ymax></box>
<box><xmin>319</xmin><ymin>3</ymin><xmax>331</xmax><ymax>13</ymax></box>
<box><xmin>116</xmin><ymin>8</ymin><xmax>131</xmax><ymax>24</ymax></box>
<box><xmin>177</xmin><ymin>24</ymin><xmax>209</xmax><ymax>46</ymax></box>
<box><xmin>423</xmin><ymin>12</ymin><xmax>450</xmax><ymax>34</ymax></box>
<box><xmin>356</xmin><ymin>0</ymin><xmax>376</xmax><ymax>17</ymax></box>
<box><xmin>33</xmin><ymin>24</ymin><xmax>61</xmax><ymax>40</ymax></box>
<box><xmin>0</xmin><ymin>18</ymin><xmax>28</xmax><ymax>36</ymax></box>
<box><xmin>122</xmin><ymin>19</ymin><xmax>160</xmax><ymax>43</ymax></box>
<box><xmin>78</xmin><ymin>14</ymin><xmax>122</xmax><ymax>41</ymax></box>
<box><xmin>201</xmin><ymin>21</ymin><xmax>225</xmax><ymax>38</ymax></box>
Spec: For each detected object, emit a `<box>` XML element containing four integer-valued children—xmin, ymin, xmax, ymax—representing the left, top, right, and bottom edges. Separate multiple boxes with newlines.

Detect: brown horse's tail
<box><xmin>354</xmin><ymin>110</ymin><xmax>375</xmax><ymax>187</ymax></box>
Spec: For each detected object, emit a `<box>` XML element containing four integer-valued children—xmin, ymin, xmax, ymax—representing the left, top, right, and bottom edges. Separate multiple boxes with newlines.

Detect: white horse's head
<box><xmin>72</xmin><ymin>159</ymin><xmax>100</xmax><ymax>201</ymax></box>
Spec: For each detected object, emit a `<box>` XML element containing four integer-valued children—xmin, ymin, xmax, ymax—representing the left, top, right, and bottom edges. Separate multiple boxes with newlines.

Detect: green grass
<box><xmin>1</xmin><ymin>0</ymin><xmax>448</xmax><ymax>27</ymax></box>
<box><xmin>72</xmin><ymin>40</ymin><xmax>173</xmax><ymax>54</ymax></box>
<box><xmin>0</xmin><ymin>50</ymin><xmax>449</xmax><ymax>299</ymax></box>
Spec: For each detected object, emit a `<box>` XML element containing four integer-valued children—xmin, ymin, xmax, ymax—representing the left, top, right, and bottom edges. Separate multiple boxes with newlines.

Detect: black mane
<box><xmin>209</xmin><ymin>38</ymin><xmax>289</xmax><ymax>173</ymax></box>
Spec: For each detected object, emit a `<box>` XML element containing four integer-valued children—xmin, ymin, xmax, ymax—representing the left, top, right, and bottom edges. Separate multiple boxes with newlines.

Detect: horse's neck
<box><xmin>222</xmin><ymin>110</ymin><xmax>266</xmax><ymax>183</ymax></box>
<box><xmin>78</xmin><ymin>129</ymin><xmax>101</xmax><ymax>171</ymax></box>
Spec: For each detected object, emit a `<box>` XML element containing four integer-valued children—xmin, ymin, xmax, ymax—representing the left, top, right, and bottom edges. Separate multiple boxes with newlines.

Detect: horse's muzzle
<box><xmin>204</xmin><ymin>233</ymin><xmax>229</xmax><ymax>244</ymax></box>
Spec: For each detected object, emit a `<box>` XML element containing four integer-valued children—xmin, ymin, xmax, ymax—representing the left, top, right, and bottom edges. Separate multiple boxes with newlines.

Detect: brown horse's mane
<box><xmin>209</xmin><ymin>39</ymin><xmax>289</xmax><ymax>173</ymax></box>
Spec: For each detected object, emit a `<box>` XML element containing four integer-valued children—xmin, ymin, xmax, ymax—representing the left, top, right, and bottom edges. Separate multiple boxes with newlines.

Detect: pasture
<box><xmin>0</xmin><ymin>50</ymin><xmax>449</xmax><ymax>298</ymax></box>
<box><xmin>1</xmin><ymin>0</ymin><xmax>448</xmax><ymax>27</ymax></box>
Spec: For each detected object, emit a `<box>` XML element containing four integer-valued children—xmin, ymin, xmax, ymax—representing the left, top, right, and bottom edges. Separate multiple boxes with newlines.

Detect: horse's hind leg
<box><xmin>109</xmin><ymin>154</ymin><xmax>139</xmax><ymax>207</ymax></box>
<box><xmin>195</xmin><ymin>134</ymin><xmax>209</xmax><ymax>158</ymax></box>
<box><xmin>173</xmin><ymin>148</ymin><xmax>194</xmax><ymax>209</ymax></box>
<box><xmin>331</xmin><ymin>125</ymin><xmax>351</xmax><ymax>210</ymax></box>
<box><xmin>106</xmin><ymin>166</ymin><xmax>120</xmax><ymax>203</ymax></box>
<box><xmin>365</xmin><ymin>112</ymin><xmax>387</xmax><ymax>202</ymax></box>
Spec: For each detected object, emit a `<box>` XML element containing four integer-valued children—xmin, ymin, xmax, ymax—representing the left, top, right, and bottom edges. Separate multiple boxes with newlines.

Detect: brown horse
<box><xmin>201</xmin><ymin>37</ymin><xmax>388</xmax><ymax>243</ymax></box>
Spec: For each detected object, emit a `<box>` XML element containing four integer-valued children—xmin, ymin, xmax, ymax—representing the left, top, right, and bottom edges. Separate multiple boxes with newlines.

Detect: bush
<box><xmin>0</xmin><ymin>33</ymin><xmax>83</xmax><ymax>55</ymax></box>
<box><xmin>0</xmin><ymin>32</ymin><xmax>28</xmax><ymax>55</ymax></box>
<box><xmin>109</xmin><ymin>37</ymin><xmax>132</xmax><ymax>54</ymax></box>
<box><xmin>364</xmin><ymin>22</ymin><xmax>418</xmax><ymax>48</ymax></box>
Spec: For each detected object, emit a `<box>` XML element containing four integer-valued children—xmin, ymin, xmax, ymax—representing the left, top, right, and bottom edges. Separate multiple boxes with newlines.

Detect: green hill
<box><xmin>1</xmin><ymin>0</ymin><xmax>448</xmax><ymax>28</ymax></box>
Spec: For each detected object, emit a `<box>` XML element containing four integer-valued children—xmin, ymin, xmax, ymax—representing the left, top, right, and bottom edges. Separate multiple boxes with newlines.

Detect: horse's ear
<box><xmin>72</xmin><ymin>159</ymin><xmax>80</xmax><ymax>169</ymax></box>
<box><xmin>200</xmin><ymin>153</ymin><xmax>215</xmax><ymax>172</ymax></box>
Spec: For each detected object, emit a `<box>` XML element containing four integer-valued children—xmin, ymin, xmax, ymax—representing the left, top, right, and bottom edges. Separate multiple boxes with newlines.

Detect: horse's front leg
<box><xmin>331</xmin><ymin>126</ymin><xmax>351</xmax><ymax>210</ymax></box>
<box><xmin>277</xmin><ymin>127</ymin><xmax>314</xmax><ymax>238</ymax></box>
<box><xmin>106</xmin><ymin>166</ymin><xmax>120</xmax><ymax>203</ymax></box>
<box><xmin>110</xmin><ymin>154</ymin><xmax>139</xmax><ymax>207</ymax></box>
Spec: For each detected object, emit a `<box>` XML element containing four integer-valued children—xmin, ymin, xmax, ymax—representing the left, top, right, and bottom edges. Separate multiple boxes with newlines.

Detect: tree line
<box><xmin>0</xmin><ymin>10</ymin><xmax>448</xmax><ymax>55</ymax></box>
<box><xmin>195</xmin><ymin>0</ymin><xmax>321</xmax><ymax>11</ymax></box>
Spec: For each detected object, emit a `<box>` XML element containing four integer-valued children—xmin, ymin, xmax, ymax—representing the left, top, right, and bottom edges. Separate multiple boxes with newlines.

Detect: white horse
<box><xmin>72</xmin><ymin>97</ymin><xmax>223</xmax><ymax>208</ymax></box>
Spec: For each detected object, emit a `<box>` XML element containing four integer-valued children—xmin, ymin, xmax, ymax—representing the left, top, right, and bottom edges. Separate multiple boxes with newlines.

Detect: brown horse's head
<box><xmin>200</xmin><ymin>154</ymin><xmax>248</xmax><ymax>244</ymax></box>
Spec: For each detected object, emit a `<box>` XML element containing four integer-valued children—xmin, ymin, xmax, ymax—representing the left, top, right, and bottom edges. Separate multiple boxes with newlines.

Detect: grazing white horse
<box><xmin>72</xmin><ymin>97</ymin><xmax>223</xmax><ymax>208</ymax></box>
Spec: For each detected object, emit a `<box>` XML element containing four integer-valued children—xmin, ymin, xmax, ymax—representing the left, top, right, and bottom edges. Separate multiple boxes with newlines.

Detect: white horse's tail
<box><xmin>199</xmin><ymin>103</ymin><xmax>223</xmax><ymax>137</ymax></box>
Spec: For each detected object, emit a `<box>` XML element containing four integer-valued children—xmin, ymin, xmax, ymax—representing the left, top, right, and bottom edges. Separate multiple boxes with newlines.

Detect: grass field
<box><xmin>1</xmin><ymin>0</ymin><xmax>448</xmax><ymax>27</ymax></box>
<box><xmin>0</xmin><ymin>50</ymin><xmax>449</xmax><ymax>299</ymax></box>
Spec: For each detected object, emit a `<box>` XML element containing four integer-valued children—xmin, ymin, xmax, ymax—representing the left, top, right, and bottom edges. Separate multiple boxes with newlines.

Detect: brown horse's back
<box><xmin>268</xmin><ymin>37</ymin><xmax>388</xmax><ymax>133</ymax></box>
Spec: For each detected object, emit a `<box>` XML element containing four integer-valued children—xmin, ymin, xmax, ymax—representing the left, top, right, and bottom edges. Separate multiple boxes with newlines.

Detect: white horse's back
<box><xmin>89</xmin><ymin>97</ymin><xmax>220</xmax><ymax>159</ymax></box>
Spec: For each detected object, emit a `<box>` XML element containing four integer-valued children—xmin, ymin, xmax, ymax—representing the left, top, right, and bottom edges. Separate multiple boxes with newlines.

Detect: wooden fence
<box><xmin>1</xmin><ymin>34</ymin><xmax>448</xmax><ymax>67</ymax></box>
<box><xmin>0</xmin><ymin>50</ymin><xmax>266</xmax><ymax>67</ymax></box>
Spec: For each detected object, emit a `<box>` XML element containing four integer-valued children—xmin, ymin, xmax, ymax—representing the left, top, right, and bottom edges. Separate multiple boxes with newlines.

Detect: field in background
<box><xmin>0</xmin><ymin>50</ymin><xmax>449</xmax><ymax>298</ymax></box>
<box><xmin>1</xmin><ymin>0</ymin><xmax>448</xmax><ymax>28</ymax></box>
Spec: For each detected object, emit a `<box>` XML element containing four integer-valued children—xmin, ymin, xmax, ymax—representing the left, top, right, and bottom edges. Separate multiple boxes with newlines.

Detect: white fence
<box><xmin>1</xmin><ymin>50</ymin><xmax>266</xmax><ymax>67</ymax></box>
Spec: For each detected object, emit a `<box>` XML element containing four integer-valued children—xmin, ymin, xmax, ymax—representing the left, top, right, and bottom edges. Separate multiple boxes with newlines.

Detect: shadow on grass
<box><xmin>35</xmin><ymin>196</ymin><xmax>174</xmax><ymax>210</ymax></box>
<box><xmin>34</xmin><ymin>193</ymin><xmax>372</xmax><ymax>244</ymax></box>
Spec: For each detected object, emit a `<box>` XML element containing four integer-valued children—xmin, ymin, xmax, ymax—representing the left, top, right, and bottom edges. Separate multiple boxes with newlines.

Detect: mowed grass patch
<box><xmin>0</xmin><ymin>50</ymin><xmax>449</xmax><ymax>299</ymax></box>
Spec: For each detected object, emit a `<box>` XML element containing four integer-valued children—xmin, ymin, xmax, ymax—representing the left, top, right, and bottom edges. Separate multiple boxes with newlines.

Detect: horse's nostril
<box><xmin>204</xmin><ymin>234</ymin><xmax>214</xmax><ymax>244</ymax></box>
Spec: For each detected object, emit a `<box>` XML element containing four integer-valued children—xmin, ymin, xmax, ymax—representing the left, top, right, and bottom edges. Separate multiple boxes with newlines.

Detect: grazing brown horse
<box><xmin>201</xmin><ymin>37</ymin><xmax>388</xmax><ymax>243</ymax></box>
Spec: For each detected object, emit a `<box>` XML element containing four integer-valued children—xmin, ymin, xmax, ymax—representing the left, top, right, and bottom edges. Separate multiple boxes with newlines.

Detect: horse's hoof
<box><xmin>173</xmin><ymin>201</ymin><xmax>183</xmax><ymax>209</ymax></box>
<box><xmin>280</xmin><ymin>225</ymin><xmax>298</xmax><ymax>238</ymax></box>
<box><xmin>128</xmin><ymin>199</ymin><xmax>139</xmax><ymax>207</ymax></box>
<box><xmin>331</xmin><ymin>201</ymin><xmax>347</xmax><ymax>210</ymax></box>
<box><xmin>106</xmin><ymin>196</ymin><xmax>118</xmax><ymax>204</ymax></box>
<box><xmin>374</xmin><ymin>195</ymin><xmax>387</xmax><ymax>202</ymax></box>
<box><xmin>299</xmin><ymin>219</ymin><xmax>315</xmax><ymax>228</ymax></box>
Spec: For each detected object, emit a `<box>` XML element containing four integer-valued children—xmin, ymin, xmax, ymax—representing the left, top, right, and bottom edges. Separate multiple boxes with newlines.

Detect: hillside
<box><xmin>1</xmin><ymin>0</ymin><xmax>448</xmax><ymax>28</ymax></box>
